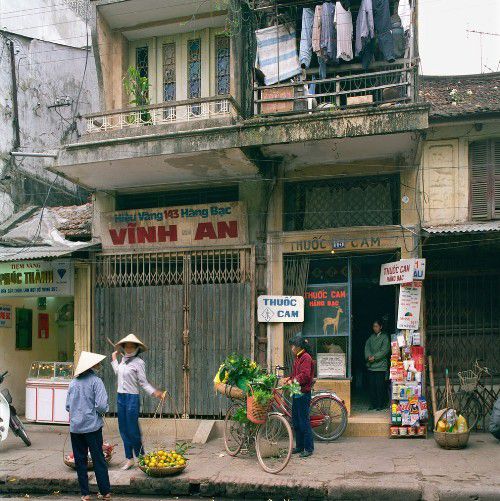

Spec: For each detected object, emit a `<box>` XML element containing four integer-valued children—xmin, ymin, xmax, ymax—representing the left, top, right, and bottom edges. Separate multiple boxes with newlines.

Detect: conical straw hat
<box><xmin>115</xmin><ymin>333</ymin><xmax>147</xmax><ymax>353</ymax></box>
<box><xmin>74</xmin><ymin>351</ymin><xmax>106</xmax><ymax>377</ymax></box>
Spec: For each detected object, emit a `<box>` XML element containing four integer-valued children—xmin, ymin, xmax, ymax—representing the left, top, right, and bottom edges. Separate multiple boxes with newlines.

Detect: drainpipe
<box><xmin>8</xmin><ymin>40</ymin><xmax>20</xmax><ymax>150</ymax></box>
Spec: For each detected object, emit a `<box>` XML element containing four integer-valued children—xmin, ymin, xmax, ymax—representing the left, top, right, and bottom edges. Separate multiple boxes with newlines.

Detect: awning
<box><xmin>423</xmin><ymin>221</ymin><xmax>500</xmax><ymax>235</ymax></box>
<box><xmin>0</xmin><ymin>242</ymin><xmax>100</xmax><ymax>262</ymax></box>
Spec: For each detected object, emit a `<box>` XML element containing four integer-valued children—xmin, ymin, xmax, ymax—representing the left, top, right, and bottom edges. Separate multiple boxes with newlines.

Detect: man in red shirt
<box><xmin>285</xmin><ymin>333</ymin><xmax>314</xmax><ymax>457</ymax></box>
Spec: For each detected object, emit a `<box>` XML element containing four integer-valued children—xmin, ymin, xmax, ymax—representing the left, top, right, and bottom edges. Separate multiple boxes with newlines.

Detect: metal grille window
<box><xmin>135</xmin><ymin>46</ymin><xmax>149</xmax><ymax>79</ymax></box>
<box><xmin>215</xmin><ymin>35</ymin><xmax>230</xmax><ymax>95</ymax></box>
<box><xmin>162</xmin><ymin>43</ymin><xmax>176</xmax><ymax>102</ymax></box>
<box><xmin>284</xmin><ymin>175</ymin><xmax>400</xmax><ymax>231</ymax></box>
<box><xmin>470</xmin><ymin>139</ymin><xmax>500</xmax><ymax>220</ymax></box>
<box><xmin>187</xmin><ymin>39</ymin><xmax>201</xmax><ymax>99</ymax></box>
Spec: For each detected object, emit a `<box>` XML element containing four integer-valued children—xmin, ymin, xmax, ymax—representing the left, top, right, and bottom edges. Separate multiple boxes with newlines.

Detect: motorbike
<box><xmin>0</xmin><ymin>371</ymin><xmax>31</xmax><ymax>446</ymax></box>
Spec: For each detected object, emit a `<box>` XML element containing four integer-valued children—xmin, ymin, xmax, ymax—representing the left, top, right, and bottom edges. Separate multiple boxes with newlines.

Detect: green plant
<box><xmin>282</xmin><ymin>379</ymin><xmax>302</xmax><ymax>396</ymax></box>
<box><xmin>123</xmin><ymin>66</ymin><xmax>152</xmax><ymax>123</ymax></box>
<box><xmin>252</xmin><ymin>387</ymin><xmax>273</xmax><ymax>407</ymax></box>
<box><xmin>232</xmin><ymin>405</ymin><xmax>250</xmax><ymax>424</ymax></box>
<box><xmin>215</xmin><ymin>354</ymin><xmax>262</xmax><ymax>390</ymax></box>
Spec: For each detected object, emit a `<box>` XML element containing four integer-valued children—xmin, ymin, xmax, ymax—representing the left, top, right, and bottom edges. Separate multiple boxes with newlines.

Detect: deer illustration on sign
<box><xmin>323</xmin><ymin>308</ymin><xmax>343</xmax><ymax>336</ymax></box>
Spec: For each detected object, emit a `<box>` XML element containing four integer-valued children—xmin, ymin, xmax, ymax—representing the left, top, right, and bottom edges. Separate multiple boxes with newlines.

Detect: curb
<box><xmin>2</xmin><ymin>475</ymin><xmax>499</xmax><ymax>500</ymax></box>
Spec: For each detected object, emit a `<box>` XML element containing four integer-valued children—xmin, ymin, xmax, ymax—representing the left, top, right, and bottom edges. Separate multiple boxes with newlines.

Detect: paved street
<box><xmin>1</xmin><ymin>425</ymin><xmax>499</xmax><ymax>500</ymax></box>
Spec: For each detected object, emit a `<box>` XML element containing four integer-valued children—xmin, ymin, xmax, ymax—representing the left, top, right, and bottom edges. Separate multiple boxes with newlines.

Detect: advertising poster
<box><xmin>397</xmin><ymin>281</ymin><xmax>422</xmax><ymax>330</ymax></box>
<box><xmin>303</xmin><ymin>284</ymin><xmax>350</xmax><ymax>337</ymax></box>
<box><xmin>0</xmin><ymin>305</ymin><xmax>12</xmax><ymax>328</ymax></box>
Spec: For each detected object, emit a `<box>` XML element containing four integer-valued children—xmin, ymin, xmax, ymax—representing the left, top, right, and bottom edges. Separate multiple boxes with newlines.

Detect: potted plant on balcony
<box><xmin>123</xmin><ymin>66</ymin><xmax>152</xmax><ymax>125</ymax></box>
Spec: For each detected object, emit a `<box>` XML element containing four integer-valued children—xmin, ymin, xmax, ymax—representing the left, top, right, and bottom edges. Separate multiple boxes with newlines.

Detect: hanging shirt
<box><xmin>355</xmin><ymin>0</ymin><xmax>375</xmax><ymax>57</ymax></box>
<box><xmin>111</xmin><ymin>356</ymin><xmax>156</xmax><ymax>395</ymax></box>
<box><xmin>312</xmin><ymin>5</ymin><xmax>323</xmax><ymax>56</ymax></box>
<box><xmin>398</xmin><ymin>0</ymin><xmax>412</xmax><ymax>33</ymax></box>
<box><xmin>320</xmin><ymin>2</ymin><xmax>337</xmax><ymax>63</ymax></box>
<box><xmin>66</xmin><ymin>370</ymin><xmax>108</xmax><ymax>434</ymax></box>
<box><xmin>334</xmin><ymin>2</ymin><xmax>353</xmax><ymax>61</ymax></box>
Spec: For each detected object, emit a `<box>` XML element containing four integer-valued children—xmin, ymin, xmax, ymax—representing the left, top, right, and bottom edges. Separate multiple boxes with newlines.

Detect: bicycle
<box><xmin>224</xmin><ymin>385</ymin><xmax>293</xmax><ymax>474</ymax></box>
<box><xmin>455</xmin><ymin>360</ymin><xmax>498</xmax><ymax>430</ymax></box>
<box><xmin>273</xmin><ymin>365</ymin><xmax>348</xmax><ymax>441</ymax></box>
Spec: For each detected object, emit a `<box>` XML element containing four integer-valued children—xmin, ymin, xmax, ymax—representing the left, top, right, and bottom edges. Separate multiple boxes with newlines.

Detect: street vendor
<box><xmin>66</xmin><ymin>351</ymin><xmax>111</xmax><ymax>501</ymax></box>
<box><xmin>111</xmin><ymin>333</ymin><xmax>163</xmax><ymax>470</ymax></box>
<box><xmin>364</xmin><ymin>319</ymin><xmax>390</xmax><ymax>411</ymax></box>
<box><xmin>285</xmin><ymin>333</ymin><xmax>315</xmax><ymax>458</ymax></box>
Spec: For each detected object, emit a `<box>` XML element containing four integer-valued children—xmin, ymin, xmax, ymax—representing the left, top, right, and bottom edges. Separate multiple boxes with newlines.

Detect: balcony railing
<box><xmin>254</xmin><ymin>62</ymin><xmax>417</xmax><ymax>116</ymax></box>
<box><xmin>83</xmin><ymin>95</ymin><xmax>237</xmax><ymax>135</ymax></box>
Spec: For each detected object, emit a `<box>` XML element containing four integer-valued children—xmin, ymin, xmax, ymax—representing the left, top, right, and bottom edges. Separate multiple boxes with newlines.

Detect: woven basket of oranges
<box><xmin>138</xmin><ymin>443</ymin><xmax>188</xmax><ymax>477</ymax></box>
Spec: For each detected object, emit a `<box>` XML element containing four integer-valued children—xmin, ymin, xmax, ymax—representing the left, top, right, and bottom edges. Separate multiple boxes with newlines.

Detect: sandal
<box><xmin>81</xmin><ymin>496</ymin><xmax>91</xmax><ymax>501</ymax></box>
<box><xmin>97</xmin><ymin>494</ymin><xmax>111</xmax><ymax>500</ymax></box>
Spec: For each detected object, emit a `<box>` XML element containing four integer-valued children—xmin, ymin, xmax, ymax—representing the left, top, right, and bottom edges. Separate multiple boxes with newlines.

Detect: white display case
<box><xmin>25</xmin><ymin>361</ymin><xmax>73</xmax><ymax>424</ymax></box>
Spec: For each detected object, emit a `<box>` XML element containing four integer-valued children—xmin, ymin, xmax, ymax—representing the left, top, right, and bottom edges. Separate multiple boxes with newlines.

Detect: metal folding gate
<box><xmin>94</xmin><ymin>248</ymin><xmax>254</xmax><ymax>417</ymax></box>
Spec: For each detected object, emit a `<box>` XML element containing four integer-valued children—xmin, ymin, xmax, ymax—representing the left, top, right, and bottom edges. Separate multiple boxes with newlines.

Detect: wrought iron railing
<box><xmin>254</xmin><ymin>62</ymin><xmax>417</xmax><ymax>116</ymax></box>
<box><xmin>83</xmin><ymin>95</ymin><xmax>238</xmax><ymax>134</ymax></box>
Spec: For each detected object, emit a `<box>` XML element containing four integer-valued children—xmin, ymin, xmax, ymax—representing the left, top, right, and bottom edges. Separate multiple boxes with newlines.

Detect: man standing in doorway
<box><xmin>364</xmin><ymin>319</ymin><xmax>390</xmax><ymax>411</ymax></box>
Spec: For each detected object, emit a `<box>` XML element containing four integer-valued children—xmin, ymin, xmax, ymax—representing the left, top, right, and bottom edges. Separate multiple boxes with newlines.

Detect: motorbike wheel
<box><xmin>11</xmin><ymin>415</ymin><xmax>31</xmax><ymax>446</ymax></box>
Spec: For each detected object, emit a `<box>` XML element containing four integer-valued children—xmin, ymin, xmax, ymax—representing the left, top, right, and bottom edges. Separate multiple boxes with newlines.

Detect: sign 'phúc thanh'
<box><xmin>0</xmin><ymin>260</ymin><xmax>74</xmax><ymax>297</ymax></box>
<box><xmin>397</xmin><ymin>281</ymin><xmax>422</xmax><ymax>330</ymax></box>
<box><xmin>101</xmin><ymin>202</ymin><xmax>248</xmax><ymax>250</ymax></box>
<box><xmin>380</xmin><ymin>259</ymin><xmax>415</xmax><ymax>286</ymax></box>
<box><xmin>257</xmin><ymin>296</ymin><xmax>304</xmax><ymax>322</ymax></box>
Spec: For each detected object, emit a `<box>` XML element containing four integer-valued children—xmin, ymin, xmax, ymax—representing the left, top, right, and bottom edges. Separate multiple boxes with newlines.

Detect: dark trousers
<box><xmin>70</xmin><ymin>428</ymin><xmax>110</xmax><ymax>497</ymax></box>
<box><xmin>291</xmin><ymin>392</ymin><xmax>314</xmax><ymax>453</ymax></box>
<box><xmin>368</xmin><ymin>370</ymin><xmax>387</xmax><ymax>409</ymax></box>
<box><xmin>117</xmin><ymin>393</ymin><xmax>143</xmax><ymax>459</ymax></box>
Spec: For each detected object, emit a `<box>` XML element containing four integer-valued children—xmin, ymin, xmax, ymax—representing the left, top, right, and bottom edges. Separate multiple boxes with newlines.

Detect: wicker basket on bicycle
<box><xmin>214</xmin><ymin>382</ymin><xmax>245</xmax><ymax>400</ymax></box>
<box><xmin>246</xmin><ymin>387</ymin><xmax>272</xmax><ymax>425</ymax></box>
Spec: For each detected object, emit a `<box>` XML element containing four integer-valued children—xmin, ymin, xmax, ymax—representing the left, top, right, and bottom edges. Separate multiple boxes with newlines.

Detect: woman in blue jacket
<box><xmin>66</xmin><ymin>351</ymin><xmax>111</xmax><ymax>501</ymax></box>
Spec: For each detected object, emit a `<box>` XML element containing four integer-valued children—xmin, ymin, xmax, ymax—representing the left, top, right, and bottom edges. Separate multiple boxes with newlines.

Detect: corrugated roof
<box><xmin>0</xmin><ymin>242</ymin><xmax>99</xmax><ymax>262</ymax></box>
<box><xmin>423</xmin><ymin>221</ymin><xmax>500</xmax><ymax>235</ymax></box>
<box><xmin>420</xmin><ymin>73</ymin><xmax>500</xmax><ymax>120</ymax></box>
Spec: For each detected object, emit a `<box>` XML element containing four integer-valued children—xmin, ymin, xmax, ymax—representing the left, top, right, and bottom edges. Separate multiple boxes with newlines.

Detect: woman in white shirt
<box><xmin>111</xmin><ymin>333</ymin><xmax>163</xmax><ymax>470</ymax></box>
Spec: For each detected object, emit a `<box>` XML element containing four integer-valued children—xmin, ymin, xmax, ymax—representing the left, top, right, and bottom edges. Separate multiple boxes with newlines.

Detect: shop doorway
<box><xmin>350</xmin><ymin>253</ymin><xmax>396</xmax><ymax>412</ymax></box>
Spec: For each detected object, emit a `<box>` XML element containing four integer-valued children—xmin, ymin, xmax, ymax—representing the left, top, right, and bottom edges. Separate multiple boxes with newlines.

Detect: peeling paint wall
<box><xmin>0</xmin><ymin>32</ymin><xmax>99</xmax><ymax>223</ymax></box>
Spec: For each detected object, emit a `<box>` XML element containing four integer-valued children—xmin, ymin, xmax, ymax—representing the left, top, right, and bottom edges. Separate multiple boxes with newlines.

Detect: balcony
<box><xmin>81</xmin><ymin>96</ymin><xmax>238</xmax><ymax>139</ymax></box>
<box><xmin>255</xmin><ymin>62</ymin><xmax>417</xmax><ymax>116</ymax></box>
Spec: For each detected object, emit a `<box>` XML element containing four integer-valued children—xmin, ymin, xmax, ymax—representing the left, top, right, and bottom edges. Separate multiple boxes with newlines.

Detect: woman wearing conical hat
<box><xmin>66</xmin><ymin>351</ymin><xmax>111</xmax><ymax>501</ymax></box>
<box><xmin>111</xmin><ymin>333</ymin><xmax>163</xmax><ymax>470</ymax></box>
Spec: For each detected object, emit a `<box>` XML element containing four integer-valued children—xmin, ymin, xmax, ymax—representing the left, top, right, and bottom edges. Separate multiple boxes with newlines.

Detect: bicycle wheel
<box><xmin>310</xmin><ymin>395</ymin><xmax>348</xmax><ymax>441</ymax></box>
<box><xmin>255</xmin><ymin>413</ymin><xmax>292</xmax><ymax>474</ymax></box>
<box><xmin>224</xmin><ymin>403</ymin><xmax>245</xmax><ymax>456</ymax></box>
<box><xmin>455</xmin><ymin>391</ymin><xmax>481</xmax><ymax>430</ymax></box>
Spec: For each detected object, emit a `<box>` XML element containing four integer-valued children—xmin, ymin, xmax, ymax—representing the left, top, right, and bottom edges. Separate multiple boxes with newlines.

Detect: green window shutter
<box><xmin>493</xmin><ymin>139</ymin><xmax>500</xmax><ymax>219</ymax></box>
<box><xmin>15</xmin><ymin>308</ymin><xmax>33</xmax><ymax>350</ymax></box>
<box><xmin>470</xmin><ymin>140</ymin><xmax>491</xmax><ymax>220</ymax></box>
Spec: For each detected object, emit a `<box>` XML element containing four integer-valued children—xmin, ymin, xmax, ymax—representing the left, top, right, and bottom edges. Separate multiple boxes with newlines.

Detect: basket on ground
<box><xmin>434</xmin><ymin>430</ymin><xmax>470</xmax><ymax>450</ymax></box>
<box><xmin>214</xmin><ymin>382</ymin><xmax>245</xmax><ymax>400</ymax></box>
<box><xmin>64</xmin><ymin>443</ymin><xmax>115</xmax><ymax>470</ymax></box>
<box><xmin>138</xmin><ymin>463</ymin><xmax>187</xmax><ymax>477</ymax></box>
<box><xmin>247</xmin><ymin>395</ymin><xmax>271</xmax><ymax>424</ymax></box>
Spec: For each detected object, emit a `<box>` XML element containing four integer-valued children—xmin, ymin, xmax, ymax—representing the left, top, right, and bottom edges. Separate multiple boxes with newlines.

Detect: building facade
<box><xmin>53</xmin><ymin>0</ymin><xmax>430</xmax><ymax>422</ymax></box>
<box><xmin>419</xmin><ymin>73</ymin><xmax>500</xmax><ymax>428</ymax></box>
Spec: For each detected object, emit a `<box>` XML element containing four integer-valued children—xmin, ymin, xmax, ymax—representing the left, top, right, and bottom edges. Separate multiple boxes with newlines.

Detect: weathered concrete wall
<box><xmin>0</xmin><ymin>32</ymin><xmax>99</xmax><ymax>223</ymax></box>
<box><xmin>94</xmin><ymin>10</ymin><xmax>128</xmax><ymax>111</ymax></box>
<box><xmin>421</xmin><ymin>119</ymin><xmax>500</xmax><ymax>225</ymax></box>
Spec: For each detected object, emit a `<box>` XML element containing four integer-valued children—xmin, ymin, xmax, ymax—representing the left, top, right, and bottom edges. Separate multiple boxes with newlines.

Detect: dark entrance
<box><xmin>351</xmin><ymin>253</ymin><xmax>396</xmax><ymax>412</ymax></box>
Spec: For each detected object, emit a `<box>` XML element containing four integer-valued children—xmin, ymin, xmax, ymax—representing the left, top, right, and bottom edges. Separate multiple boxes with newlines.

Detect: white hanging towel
<box><xmin>334</xmin><ymin>2</ymin><xmax>353</xmax><ymax>61</ymax></box>
<box><xmin>255</xmin><ymin>24</ymin><xmax>301</xmax><ymax>86</ymax></box>
<box><xmin>398</xmin><ymin>0</ymin><xmax>412</xmax><ymax>33</ymax></box>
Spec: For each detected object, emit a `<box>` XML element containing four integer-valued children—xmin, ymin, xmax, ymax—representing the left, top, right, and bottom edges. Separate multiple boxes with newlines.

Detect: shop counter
<box><xmin>25</xmin><ymin>361</ymin><xmax>73</xmax><ymax>424</ymax></box>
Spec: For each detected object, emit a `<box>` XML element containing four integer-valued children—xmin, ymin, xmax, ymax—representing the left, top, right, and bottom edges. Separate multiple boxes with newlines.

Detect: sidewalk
<box><xmin>1</xmin><ymin>425</ymin><xmax>499</xmax><ymax>500</ymax></box>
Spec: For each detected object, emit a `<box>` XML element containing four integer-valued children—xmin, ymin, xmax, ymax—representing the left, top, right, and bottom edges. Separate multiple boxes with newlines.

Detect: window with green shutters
<box><xmin>470</xmin><ymin>139</ymin><xmax>500</xmax><ymax>220</ymax></box>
